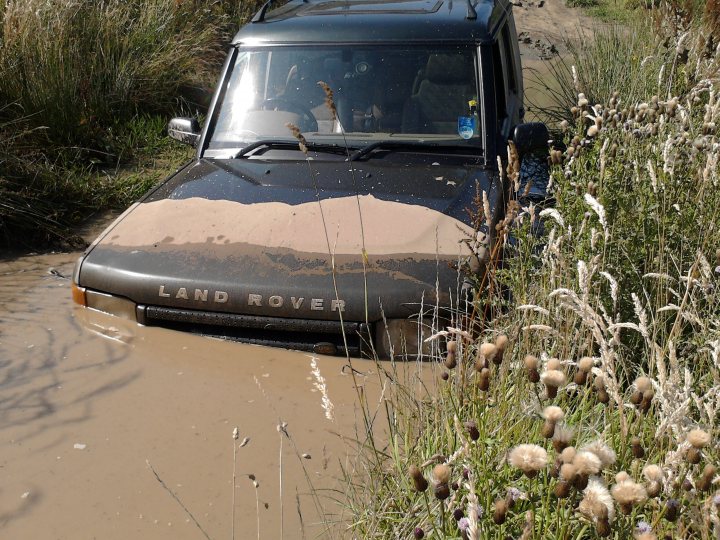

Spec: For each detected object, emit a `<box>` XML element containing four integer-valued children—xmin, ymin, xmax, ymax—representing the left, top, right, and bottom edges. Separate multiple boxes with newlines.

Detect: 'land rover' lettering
<box><xmin>157</xmin><ymin>286</ymin><xmax>344</xmax><ymax>311</ymax></box>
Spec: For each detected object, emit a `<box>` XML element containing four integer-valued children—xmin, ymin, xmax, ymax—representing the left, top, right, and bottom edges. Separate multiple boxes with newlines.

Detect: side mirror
<box><xmin>512</xmin><ymin>122</ymin><xmax>549</xmax><ymax>156</ymax></box>
<box><xmin>168</xmin><ymin>117</ymin><xmax>201</xmax><ymax>147</ymax></box>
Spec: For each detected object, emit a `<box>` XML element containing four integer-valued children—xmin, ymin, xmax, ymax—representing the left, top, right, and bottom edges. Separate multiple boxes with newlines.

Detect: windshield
<box><xmin>205</xmin><ymin>45</ymin><xmax>482</xmax><ymax>156</ymax></box>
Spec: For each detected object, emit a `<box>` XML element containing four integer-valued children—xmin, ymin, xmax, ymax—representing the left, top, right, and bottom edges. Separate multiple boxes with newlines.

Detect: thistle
<box><xmin>540</xmin><ymin>369</ymin><xmax>566</xmax><ymax>399</ymax></box>
<box><xmin>611</xmin><ymin>477</ymin><xmax>648</xmax><ymax>515</ymax></box>
<box><xmin>464</xmin><ymin>420</ymin><xmax>480</xmax><ymax>441</ymax></box>
<box><xmin>552</xmin><ymin>425</ymin><xmax>574</xmax><ymax>453</ymax></box>
<box><xmin>493</xmin><ymin>334</ymin><xmax>508</xmax><ymax>365</ymax></box>
<box><xmin>409</xmin><ymin>465</ymin><xmax>428</xmax><ymax>492</ymax></box>
<box><xmin>541</xmin><ymin>405</ymin><xmax>565</xmax><ymax>438</ymax></box>
<box><xmin>642</xmin><ymin>464</ymin><xmax>664</xmax><ymax>498</ymax></box>
<box><xmin>493</xmin><ymin>498</ymin><xmax>508</xmax><ymax>524</ymax></box>
<box><xmin>478</xmin><ymin>368</ymin><xmax>490</xmax><ymax>391</ymax></box>
<box><xmin>445</xmin><ymin>340</ymin><xmax>458</xmax><ymax>369</ymax></box>
<box><xmin>574</xmin><ymin>356</ymin><xmax>594</xmax><ymax>385</ymax></box>
<box><xmin>573</xmin><ymin>451</ymin><xmax>602</xmax><ymax>490</ymax></box>
<box><xmin>696</xmin><ymin>464</ymin><xmax>716</xmax><ymax>492</ymax></box>
<box><xmin>509</xmin><ymin>444</ymin><xmax>548</xmax><ymax>478</ymax></box>
<box><xmin>581</xmin><ymin>439</ymin><xmax>617</xmax><ymax>469</ymax></box>
<box><xmin>631</xmin><ymin>437</ymin><xmax>645</xmax><ymax>459</ymax></box>
<box><xmin>476</xmin><ymin>342</ymin><xmax>497</xmax><ymax>369</ymax></box>
<box><xmin>578</xmin><ymin>477</ymin><xmax>614</xmax><ymax>537</ymax></box>
<box><xmin>524</xmin><ymin>355</ymin><xmax>540</xmax><ymax>383</ymax></box>
<box><xmin>594</xmin><ymin>375</ymin><xmax>610</xmax><ymax>404</ymax></box>
<box><xmin>433</xmin><ymin>463</ymin><xmax>451</xmax><ymax>500</ymax></box>
<box><xmin>686</xmin><ymin>428</ymin><xmax>711</xmax><ymax>464</ymax></box>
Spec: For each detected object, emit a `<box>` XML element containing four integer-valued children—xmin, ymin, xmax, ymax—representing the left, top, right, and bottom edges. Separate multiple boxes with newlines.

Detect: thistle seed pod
<box><xmin>493</xmin><ymin>499</ymin><xmax>508</xmax><ymax>524</ymax></box>
<box><xmin>441</xmin><ymin>371</ymin><xmax>449</xmax><ymax>381</ymax></box>
<box><xmin>478</xmin><ymin>368</ymin><xmax>490</xmax><ymax>391</ymax></box>
<box><xmin>647</xmin><ymin>481</ymin><xmax>662</xmax><ymax>498</ymax></box>
<box><xmin>453</xmin><ymin>508</ymin><xmax>464</xmax><ymax>521</ymax></box>
<box><xmin>630</xmin><ymin>390</ymin><xmax>643</xmax><ymax>405</ymax></box>
<box><xmin>477</xmin><ymin>342</ymin><xmax>497</xmax><ymax>367</ymax></box>
<box><xmin>444</xmin><ymin>351</ymin><xmax>457</xmax><ymax>369</ymax></box>
<box><xmin>434</xmin><ymin>482</ymin><xmax>450</xmax><ymax>500</ymax></box>
<box><xmin>631</xmin><ymin>437</ymin><xmax>645</xmax><ymax>459</ymax></box>
<box><xmin>573</xmin><ymin>369</ymin><xmax>588</xmax><ymax>386</ymax></box>
<box><xmin>664</xmin><ymin>499</ymin><xmax>679</xmax><ymax>522</ymax></box>
<box><xmin>597</xmin><ymin>388</ymin><xmax>610</xmax><ymax>405</ymax></box>
<box><xmin>687</xmin><ymin>447</ymin><xmax>702</xmax><ymax>465</ymax></box>
<box><xmin>697</xmin><ymin>464</ymin><xmax>716</xmax><ymax>492</ymax></box>
<box><xmin>465</xmin><ymin>420</ymin><xmax>480</xmax><ymax>441</ymax></box>
<box><xmin>493</xmin><ymin>335</ymin><xmax>508</xmax><ymax>365</ymax></box>
<box><xmin>409</xmin><ymin>465</ymin><xmax>428</xmax><ymax>492</ymax></box>
<box><xmin>554</xmin><ymin>480</ymin><xmax>571</xmax><ymax>498</ymax></box>
<box><xmin>596</xmin><ymin>517</ymin><xmax>611</xmax><ymax>537</ymax></box>
<box><xmin>524</xmin><ymin>355</ymin><xmax>540</xmax><ymax>383</ymax></box>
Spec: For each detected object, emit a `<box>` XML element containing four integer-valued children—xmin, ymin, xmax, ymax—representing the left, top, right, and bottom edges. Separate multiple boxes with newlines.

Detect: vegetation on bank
<box><xmin>0</xmin><ymin>0</ymin><xmax>263</xmax><ymax>248</ymax></box>
<box><xmin>341</xmin><ymin>3</ymin><xmax>719</xmax><ymax>538</ymax></box>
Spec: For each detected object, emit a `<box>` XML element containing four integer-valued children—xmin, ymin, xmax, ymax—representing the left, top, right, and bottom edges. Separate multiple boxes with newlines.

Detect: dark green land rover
<box><xmin>72</xmin><ymin>0</ymin><xmax>549</xmax><ymax>357</ymax></box>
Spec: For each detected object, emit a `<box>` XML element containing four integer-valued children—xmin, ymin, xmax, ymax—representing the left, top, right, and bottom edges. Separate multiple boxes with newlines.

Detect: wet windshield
<box><xmin>205</xmin><ymin>45</ymin><xmax>481</xmax><ymax>156</ymax></box>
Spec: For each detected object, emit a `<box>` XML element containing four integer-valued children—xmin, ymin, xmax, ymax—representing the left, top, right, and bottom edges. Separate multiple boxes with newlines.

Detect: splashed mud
<box><xmin>0</xmin><ymin>252</ymin><xmax>429</xmax><ymax>539</ymax></box>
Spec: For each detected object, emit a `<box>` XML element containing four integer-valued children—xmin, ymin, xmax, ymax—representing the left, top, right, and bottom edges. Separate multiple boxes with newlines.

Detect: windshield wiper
<box><xmin>233</xmin><ymin>140</ymin><xmax>353</xmax><ymax>158</ymax></box>
<box><xmin>348</xmin><ymin>141</ymin><xmax>483</xmax><ymax>162</ymax></box>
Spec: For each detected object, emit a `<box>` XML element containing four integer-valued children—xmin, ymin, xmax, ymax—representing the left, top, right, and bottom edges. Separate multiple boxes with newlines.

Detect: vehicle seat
<box><xmin>401</xmin><ymin>54</ymin><xmax>474</xmax><ymax>134</ymax></box>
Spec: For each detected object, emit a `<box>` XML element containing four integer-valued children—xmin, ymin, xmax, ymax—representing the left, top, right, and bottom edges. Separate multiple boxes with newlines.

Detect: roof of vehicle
<box><xmin>232</xmin><ymin>0</ymin><xmax>512</xmax><ymax>45</ymax></box>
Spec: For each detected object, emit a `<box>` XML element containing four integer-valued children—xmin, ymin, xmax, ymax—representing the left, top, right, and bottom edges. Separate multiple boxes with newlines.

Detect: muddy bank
<box><xmin>0</xmin><ymin>252</ymin><xmax>431</xmax><ymax>539</ymax></box>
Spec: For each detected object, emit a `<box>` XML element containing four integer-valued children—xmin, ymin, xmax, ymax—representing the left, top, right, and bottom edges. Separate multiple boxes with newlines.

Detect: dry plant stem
<box><xmin>145</xmin><ymin>460</ymin><xmax>211</xmax><ymax>540</ymax></box>
<box><xmin>278</xmin><ymin>424</ymin><xmax>285</xmax><ymax>539</ymax></box>
<box><xmin>232</xmin><ymin>432</ymin><xmax>237</xmax><ymax>540</ymax></box>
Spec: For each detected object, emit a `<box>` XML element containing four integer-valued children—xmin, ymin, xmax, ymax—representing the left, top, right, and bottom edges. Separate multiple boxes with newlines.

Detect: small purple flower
<box><xmin>470</xmin><ymin>503</ymin><xmax>484</xmax><ymax>520</ymax></box>
<box><xmin>635</xmin><ymin>521</ymin><xmax>652</xmax><ymax>534</ymax></box>
<box><xmin>458</xmin><ymin>517</ymin><xmax>470</xmax><ymax>532</ymax></box>
<box><xmin>413</xmin><ymin>526</ymin><xmax>424</xmax><ymax>539</ymax></box>
<box><xmin>507</xmin><ymin>487</ymin><xmax>523</xmax><ymax>502</ymax></box>
<box><xmin>713</xmin><ymin>493</ymin><xmax>720</xmax><ymax>506</ymax></box>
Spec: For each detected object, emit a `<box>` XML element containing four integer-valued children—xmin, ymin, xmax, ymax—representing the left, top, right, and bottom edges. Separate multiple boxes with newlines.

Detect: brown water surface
<box><xmin>0</xmin><ymin>251</ymin><xmax>429</xmax><ymax>539</ymax></box>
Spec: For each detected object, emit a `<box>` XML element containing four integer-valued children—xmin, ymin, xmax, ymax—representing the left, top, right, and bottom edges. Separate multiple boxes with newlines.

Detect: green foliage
<box><xmin>0</xmin><ymin>0</ymin><xmax>262</xmax><ymax>246</ymax></box>
<box><xmin>343</xmin><ymin>11</ymin><xmax>720</xmax><ymax>540</ymax></box>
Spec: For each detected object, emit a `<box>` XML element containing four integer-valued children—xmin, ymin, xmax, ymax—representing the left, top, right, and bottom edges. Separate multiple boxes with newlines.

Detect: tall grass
<box><xmin>0</xmin><ymin>0</ymin><xmax>263</xmax><ymax>247</ymax></box>
<box><xmin>342</xmin><ymin>10</ymin><xmax>719</xmax><ymax>539</ymax></box>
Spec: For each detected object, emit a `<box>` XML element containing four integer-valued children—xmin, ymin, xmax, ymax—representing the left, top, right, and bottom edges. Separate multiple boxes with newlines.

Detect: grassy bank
<box><xmin>343</xmin><ymin>5</ymin><xmax>719</xmax><ymax>539</ymax></box>
<box><xmin>0</xmin><ymin>0</ymin><xmax>263</xmax><ymax>248</ymax></box>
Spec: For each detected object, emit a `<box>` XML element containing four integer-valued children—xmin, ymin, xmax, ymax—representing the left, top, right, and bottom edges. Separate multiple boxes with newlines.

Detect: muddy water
<box><xmin>0</xmin><ymin>251</ymin><xmax>431</xmax><ymax>539</ymax></box>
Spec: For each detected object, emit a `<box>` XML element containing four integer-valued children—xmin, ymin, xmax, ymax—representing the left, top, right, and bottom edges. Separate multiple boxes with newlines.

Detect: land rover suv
<box><xmin>71</xmin><ymin>0</ymin><xmax>549</xmax><ymax>357</ymax></box>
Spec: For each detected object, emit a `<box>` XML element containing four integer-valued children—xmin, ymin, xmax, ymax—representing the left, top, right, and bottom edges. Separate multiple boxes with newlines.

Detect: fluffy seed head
<box><xmin>579</xmin><ymin>476</ymin><xmax>615</xmax><ymax>523</ymax></box>
<box><xmin>509</xmin><ymin>444</ymin><xmax>548</xmax><ymax>477</ymax></box>
<box><xmin>642</xmin><ymin>464</ymin><xmax>664</xmax><ymax>483</ymax></box>
<box><xmin>409</xmin><ymin>465</ymin><xmax>428</xmax><ymax>492</ymax></box>
<box><xmin>634</xmin><ymin>376</ymin><xmax>653</xmax><ymax>393</ymax></box>
<box><xmin>594</xmin><ymin>375</ymin><xmax>606</xmax><ymax>390</ymax></box>
<box><xmin>581</xmin><ymin>439</ymin><xmax>617</xmax><ymax>468</ymax></box>
<box><xmin>433</xmin><ymin>464</ymin><xmax>451</xmax><ymax>485</ymax></box>
<box><xmin>611</xmin><ymin>480</ymin><xmax>648</xmax><ymax>510</ymax></box>
<box><xmin>573</xmin><ymin>451</ymin><xmax>602</xmax><ymax>476</ymax></box>
<box><xmin>615</xmin><ymin>471</ymin><xmax>631</xmax><ymax>483</ymax></box>
<box><xmin>495</xmin><ymin>334</ymin><xmax>509</xmax><ymax>352</ymax></box>
<box><xmin>543</xmin><ymin>405</ymin><xmax>565</xmax><ymax>423</ymax></box>
<box><xmin>541</xmin><ymin>369</ymin><xmax>566</xmax><ymax>388</ymax></box>
<box><xmin>578</xmin><ymin>357</ymin><xmax>595</xmax><ymax>372</ymax></box>
<box><xmin>447</xmin><ymin>340</ymin><xmax>458</xmax><ymax>354</ymax></box>
<box><xmin>561</xmin><ymin>447</ymin><xmax>577</xmax><ymax>463</ymax></box>
<box><xmin>687</xmin><ymin>428</ymin><xmax>711</xmax><ymax>448</ymax></box>
<box><xmin>524</xmin><ymin>355</ymin><xmax>538</xmax><ymax>369</ymax></box>
<box><xmin>560</xmin><ymin>463</ymin><xmax>577</xmax><ymax>481</ymax></box>
<box><xmin>546</xmin><ymin>357</ymin><xmax>562</xmax><ymax>370</ymax></box>
<box><xmin>479</xmin><ymin>342</ymin><xmax>497</xmax><ymax>364</ymax></box>
<box><xmin>553</xmin><ymin>426</ymin><xmax>574</xmax><ymax>452</ymax></box>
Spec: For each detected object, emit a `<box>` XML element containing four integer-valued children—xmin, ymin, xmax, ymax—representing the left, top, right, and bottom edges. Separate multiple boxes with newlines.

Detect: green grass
<box><xmin>341</xmin><ymin>11</ymin><xmax>720</xmax><ymax>539</ymax></box>
<box><xmin>0</xmin><ymin>0</ymin><xmax>263</xmax><ymax>248</ymax></box>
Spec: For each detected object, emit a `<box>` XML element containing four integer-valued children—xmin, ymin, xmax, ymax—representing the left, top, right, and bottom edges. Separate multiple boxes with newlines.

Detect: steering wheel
<box><xmin>260</xmin><ymin>98</ymin><xmax>318</xmax><ymax>132</ymax></box>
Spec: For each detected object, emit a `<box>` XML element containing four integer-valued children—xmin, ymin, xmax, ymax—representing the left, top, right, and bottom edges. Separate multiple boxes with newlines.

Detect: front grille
<box><xmin>139</xmin><ymin>305</ymin><xmax>370</xmax><ymax>356</ymax></box>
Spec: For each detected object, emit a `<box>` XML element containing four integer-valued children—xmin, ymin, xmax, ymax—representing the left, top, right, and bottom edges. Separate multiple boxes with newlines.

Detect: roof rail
<box><xmin>252</xmin><ymin>0</ymin><xmax>308</xmax><ymax>23</ymax></box>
